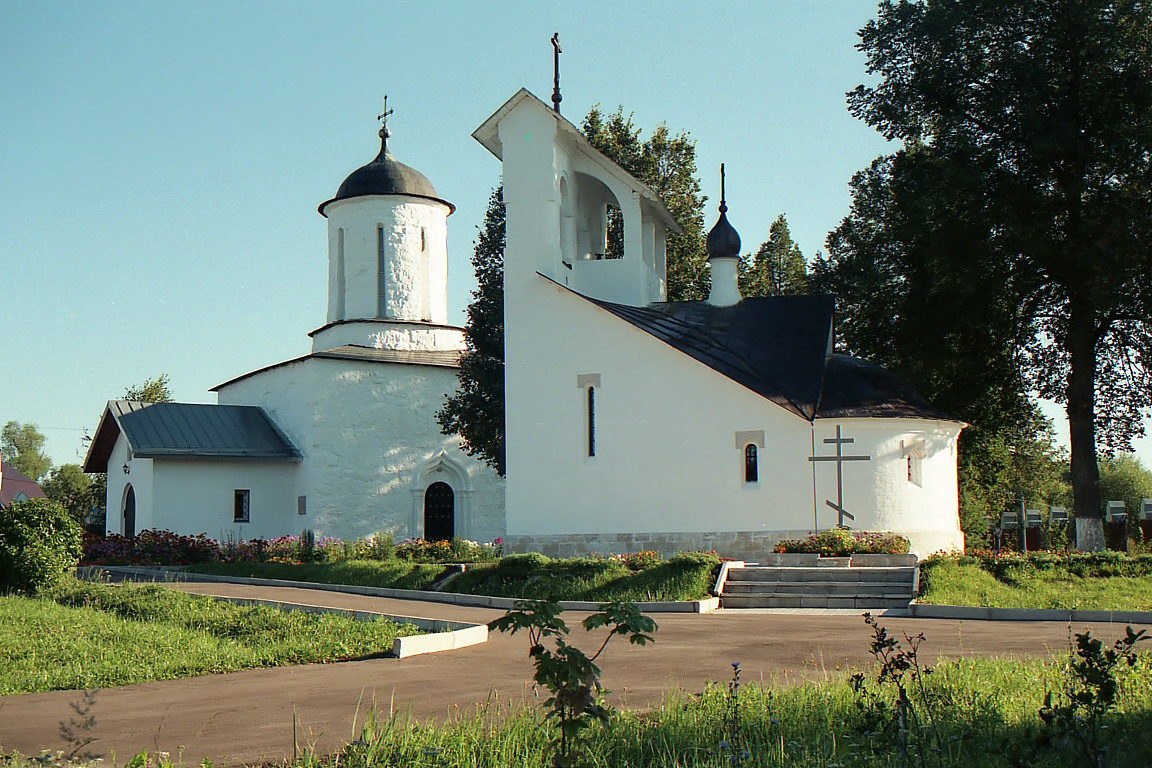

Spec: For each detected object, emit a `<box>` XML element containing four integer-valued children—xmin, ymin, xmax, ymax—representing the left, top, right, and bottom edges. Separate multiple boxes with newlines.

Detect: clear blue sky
<box><xmin>2</xmin><ymin>0</ymin><xmax>1148</xmax><ymax>470</ymax></box>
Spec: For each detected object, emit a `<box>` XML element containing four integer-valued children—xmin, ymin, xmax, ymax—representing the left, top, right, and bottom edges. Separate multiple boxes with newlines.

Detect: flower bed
<box><xmin>773</xmin><ymin>527</ymin><xmax>911</xmax><ymax>557</ymax></box>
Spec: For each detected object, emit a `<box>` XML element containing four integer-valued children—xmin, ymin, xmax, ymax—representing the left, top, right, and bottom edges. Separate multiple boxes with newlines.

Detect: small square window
<box><xmin>234</xmin><ymin>489</ymin><xmax>251</xmax><ymax>523</ymax></box>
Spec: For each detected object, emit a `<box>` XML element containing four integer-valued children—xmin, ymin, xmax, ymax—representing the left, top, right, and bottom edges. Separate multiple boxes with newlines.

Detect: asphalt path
<box><xmin>2</xmin><ymin>582</ymin><xmax>1148</xmax><ymax>765</ymax></box>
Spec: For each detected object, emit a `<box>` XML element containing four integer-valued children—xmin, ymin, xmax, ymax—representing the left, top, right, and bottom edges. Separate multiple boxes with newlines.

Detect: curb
<box><xmin>909</xmin><ymin>602</ymin><xmax>1152</xmax><ymax>624</ymax></box>
<box><xmin>185</xmin><ymin>594</ymin><xmax>489</xmax><ymax>659</ymax></box>
<box><xmin>81</xmin><ymin>566</ymin><xmax>720</xmax><ymax>614</ymax></box>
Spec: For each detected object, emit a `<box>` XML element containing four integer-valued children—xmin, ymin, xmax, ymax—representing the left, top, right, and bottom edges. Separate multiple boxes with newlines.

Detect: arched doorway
<box><xmin>423</xmin><ymin>482</ymin><xmax>454</xmax><ymax>541</ymax></box>
<box><xmin>122</xmin><ymin>485</ymin><xmax>136</xmax><ymax>538</ymax></box>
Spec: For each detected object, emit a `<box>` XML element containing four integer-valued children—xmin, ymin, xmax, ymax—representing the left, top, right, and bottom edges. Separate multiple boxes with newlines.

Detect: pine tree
<box><xmin>437</xmin><ymin>187</ymin><xmax>506</xmax><ymax>474</ymax></box>
<box><xmin>739</xmin><ymin>214</ymin><xmax>808</xmax><ymax>297</ymax></box>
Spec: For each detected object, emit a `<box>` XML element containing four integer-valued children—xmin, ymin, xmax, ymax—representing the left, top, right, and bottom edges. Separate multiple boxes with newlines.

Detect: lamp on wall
<box><xmin>122</xmin><ymin>463</ymin><xmax>130</xmax><ymax>475</ymax></box>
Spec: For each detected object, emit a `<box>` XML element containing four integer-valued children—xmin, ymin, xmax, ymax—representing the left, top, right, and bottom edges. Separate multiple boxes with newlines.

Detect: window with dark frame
<box><xmin>744</xmin><ymin>444</ymin><xmax>758</xmax><ymax>483</ymax></box>
<box><xmin>233</xmin><ymin>489</ymin><xmax>251</xmax><ymax>523</ymax></box>
<box><xmin>377</xmin><ymin>225</ymin><xmax>387</xmax><ymax>317</ymax></box>
<box><xmin>587</xmin><ymin>386</ymin><xmax>596</xmax><ymax>457</ymax></box>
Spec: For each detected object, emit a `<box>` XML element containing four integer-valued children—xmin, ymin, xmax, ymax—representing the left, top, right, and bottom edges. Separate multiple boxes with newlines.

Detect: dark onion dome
<box><xmin>706</xmin><ymin>209</ymin><xmax>741</xmax><ymax>260</ymax></box>
<box><xmin>318</xmin><ymin>127</ymin><xmax>455</xmax><ymax>216</ymax></box>
<box><xmin>706</xmin><ymin>164</ymin><xmax>741</xmax><ymax>259</ymax></box>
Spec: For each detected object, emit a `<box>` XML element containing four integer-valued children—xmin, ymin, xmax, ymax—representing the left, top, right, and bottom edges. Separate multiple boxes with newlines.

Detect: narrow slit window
<box><xmin>744</xmin><ymin>444</ymin><xmax>758</xmax><ymax>483</ymax></box>
<box><xmin>233</xmin><ymin>489</ymin><xmax>251</xmax><ymax>523</ymax></box>
<box><xmin>335</xmin><ymin>228</ymin><xmax>346</xmax><ymax>319</ymax></box>
<box><xmin>377</xmin><ymin>225</ymin><xmax>387</xmax><ymax>317</ymax></box>
<box><xmin>587</xmin><ymin>386</ymin><xmax>596</xmax><ymax>457</ymax></box>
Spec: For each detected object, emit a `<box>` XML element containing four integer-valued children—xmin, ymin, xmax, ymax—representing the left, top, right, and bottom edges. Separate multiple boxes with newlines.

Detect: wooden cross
<box><xmin>551</xmin><ymin>33</ymin><xmax>563</xmax><ymax>113</ymax></box>
<box><xmin>808</xmin><ymin>424</ymin><xmax>871</xmax><ymax>527</ymax></box>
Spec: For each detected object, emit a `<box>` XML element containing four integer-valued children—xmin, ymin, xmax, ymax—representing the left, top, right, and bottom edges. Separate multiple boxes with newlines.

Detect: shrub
<box><xmin>618</xmin><ymin>549</ymin><xmax>662</xmax><ymax>571</ymax></box>
<box><xmin>497</xmin><ymin>552</ymin><xmax>552</xmax><ymax>575</ymax></box>
<box><xmin>774</xmin><ymin>527</ymin><xmax>911</xmax><ymax>556</ymax></box>
<box><xmin>0</xmin><ymin>498</ymin><xmax>83</xmax><ymax>594</ymax></box>
<box><xmin>668</xmin><ymin>550</ymin><xmax>722</xmax><ymax>569</ymax></box>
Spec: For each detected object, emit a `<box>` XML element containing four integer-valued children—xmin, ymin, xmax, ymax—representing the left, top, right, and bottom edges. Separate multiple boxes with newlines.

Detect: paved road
<box><xmin>2</xmin><ymin>582</ymin><xmax>1148</xmax><ymax>765</ymax></box>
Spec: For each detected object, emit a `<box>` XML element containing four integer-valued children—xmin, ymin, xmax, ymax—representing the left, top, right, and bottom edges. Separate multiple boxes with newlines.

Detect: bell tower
<box><xmin>311</xmin><ymin>103</ymin><xmax>462</xmax><ymax>353</ymax></box>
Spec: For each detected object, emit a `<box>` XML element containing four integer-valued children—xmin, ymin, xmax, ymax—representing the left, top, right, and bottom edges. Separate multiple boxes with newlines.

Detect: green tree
<box><xmin>41</xmin><ymin>463</ymin><xmax>96</xmax><ymax>527</ymax></box>
<box><xmin>124</xmin><ymin>374</ymin><xmax>173</xmax><ymax>403</ymax></box>
<box><xmin>582</xmin><ymin>106</ymin><xmax>709</xmax><ymax>301</ymax></box>
<box><xmin>437</xmin><ymin>187</ymin><xmax>506</xmax><ymax>474</ymax></box>
<box><xmin>1</xmin><ymin>421</ymin><xmax>52</xmax><ymax>482</ymax></box>
<box><xmin>1098</xmin><ymin>454</ymin><xmax>1152</xmax><ymax>520</ymax></box>
<box><xmin>740</xmin><ymin>214</ymin><xmax>808</xmax><ymax>297</ymax></box>
<box><xmin>830</xmin><ymin>0</ymin><xmax>1152</xmax><ymax>536</ymax></box>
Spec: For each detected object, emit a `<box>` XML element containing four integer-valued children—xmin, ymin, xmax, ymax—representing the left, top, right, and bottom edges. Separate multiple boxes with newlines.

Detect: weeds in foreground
<box><xmin>1039</xmin><ymin>625</ymin><xmax>1149</xmax><ymax>767</ymax></box>
<box><xmin>850</xmin><ymin>613</ymin><xmax>953</xmax><ymax>768</ymax></box>
<box><xmin>490</xmin><ymin>599</ymin><xmax>657</xmax><ymax>768</ymax></box>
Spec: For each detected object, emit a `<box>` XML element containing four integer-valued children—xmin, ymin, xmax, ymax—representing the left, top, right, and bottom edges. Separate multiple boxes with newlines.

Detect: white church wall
<box><xmin>105</xmin><ymin>435</ymin><xmax>155</xmax><ymax>536</ymax></box>
<box><xmin>150</xmin><ymin>459</ymin><xmax>300</xmax><ymax>541</ymax></box>
<box><xmin>503</xmin><ymin>280</ymin><xmax>817</xmax><ymax>546</ymax></box>
<box><xmin>310</xmin><ymin>321</ymin><xmax>464</xmax><ymax>354</ymax></box>
<box><xmin>216</xmin><ymin>357</ymin><xmax>504</xmax><ymax>543</ymax></box>
<box><xmin>323</xmin><ymin>196</ymin><xmax>451</xmax><ymax>324</ymax></box>
<box><xmin>811</xmin><ymin>418</ymin><xmax>965</xmax><ymax>555</ymax></box>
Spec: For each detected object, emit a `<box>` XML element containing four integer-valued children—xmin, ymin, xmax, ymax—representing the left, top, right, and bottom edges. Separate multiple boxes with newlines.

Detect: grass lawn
<box><xmin>920</xmin><ymin>559</ymin><xmax>1152</xmax><ymax>610</ymax></box>
<box><xmin>183</xmin><ymin>554</ymin><xmax>720</xmax><ymax>602</ymax></box>
<box><xmin>0</xmin><ymin>580</ymin><xmax>420</xmax><ymax>694</ymax></box>
<box><xmin>188</xmin><ymin>559</ymin><xmax>448</xmax><ymax>590</ymax></box>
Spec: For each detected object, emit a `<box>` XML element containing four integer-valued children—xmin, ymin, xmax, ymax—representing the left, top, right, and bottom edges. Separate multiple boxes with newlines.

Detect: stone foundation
<box><xmin>505</xmin><ymin>529</ymin><xmax>961</xmax><ymax>560</ymax></box>
<box><xmin>504</xmin><ymin>530</ymin><xmax>811</xmax><ymax>562</ymax></box>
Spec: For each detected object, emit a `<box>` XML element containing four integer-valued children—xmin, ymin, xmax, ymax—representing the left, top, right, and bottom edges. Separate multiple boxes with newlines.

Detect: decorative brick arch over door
<box><xmin>409</xmin><ymin>451</ymin><xmax>474</xmax><ymax>540</ymax></box>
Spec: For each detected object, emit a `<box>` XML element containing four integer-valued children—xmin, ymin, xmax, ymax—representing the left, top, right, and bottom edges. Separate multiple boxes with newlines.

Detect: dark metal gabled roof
<box><xmin>815</xmin><ymin>355</ymin><xmax>953</xmax><ymax>420</ymax></box>
<box><xmin>552</xmin><ymin>276</ymin><xmax>955</xmax><ymax>423</ymax></box>
<box><xmin>583</xmin><ymin>291</ymin><xmax>835</xmax><ymax>420</ymax></box>
<box><xmin>83</xmin><ymin>401</ymin><xmax>299</xmax><ymax>472</ymax></box>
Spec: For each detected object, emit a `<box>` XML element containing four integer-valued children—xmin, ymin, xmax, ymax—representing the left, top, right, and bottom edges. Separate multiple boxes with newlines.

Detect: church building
<box><xmin>85</xmin><ymin>86</ymin><xmax>966</xmax><ymax>557</ymax></box>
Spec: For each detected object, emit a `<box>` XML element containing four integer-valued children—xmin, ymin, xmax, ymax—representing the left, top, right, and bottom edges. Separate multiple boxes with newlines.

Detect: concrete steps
<box><xmin>718</xmin><ymin>564</ymin><xmax>917</xmax><ymax>609</ymax></box>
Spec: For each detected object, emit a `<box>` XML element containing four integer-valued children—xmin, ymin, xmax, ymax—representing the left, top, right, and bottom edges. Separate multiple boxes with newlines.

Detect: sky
<box><xmin>2</xmin><ymin>0</ymin><xmax>1149</xmax><ymax>471</ymax></box>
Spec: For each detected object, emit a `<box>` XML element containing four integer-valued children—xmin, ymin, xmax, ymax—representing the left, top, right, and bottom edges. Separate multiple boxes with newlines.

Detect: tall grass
<box><xmin>0</xmin><ymin>580</ymin><xmax>419</xmax><ymax>694</ymax></box>
<box><xmin>298</xmin><ymin>654</ymin><xmax>1152</xmax><ymax>767</ymax></box>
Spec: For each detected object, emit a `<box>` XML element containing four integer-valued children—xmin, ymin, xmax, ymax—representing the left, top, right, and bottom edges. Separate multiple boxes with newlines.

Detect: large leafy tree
<box><xmin>442</xmin><ymin>110</ymin><xmax>709</xmax><ymax>474</ymax></box>
<box><xmin>437</xmin><ymin>187</ymin><xmax>506</xmax><ymax>474</ymax></box>
<box><xmin>124</xmin><ymin>374</ymin><xmax>173</xmax><ymax>403</ymax></box>
<box><xmin>830</xmin><ymin>0</ymin><xmax>1152</xmax><ymax>536</ymax></box>
<box><xmin>1</xmin><ymin>421</ymin><xmax>52</xmax><ymax>482</ymax></box>
<box><xmin>41</xmin><ymin>463</ymin><xmax>99</xmax><ymax>526</ymax></box>
<box><xmin>582</xmin><ymin>107</ymin><xmax>709</xmax><ymax>301</ymax></box>
<box><xmin>740</xmin><ymin>214</ymin><xmax>808</xmax><ymax>297</ymax></box>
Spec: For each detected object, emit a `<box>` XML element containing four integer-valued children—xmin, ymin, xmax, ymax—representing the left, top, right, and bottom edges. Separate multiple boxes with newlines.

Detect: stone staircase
<box><xmin>718</xmin><ymin>557</ymin><xmax>918</xmax><ymax>609</ymax></box>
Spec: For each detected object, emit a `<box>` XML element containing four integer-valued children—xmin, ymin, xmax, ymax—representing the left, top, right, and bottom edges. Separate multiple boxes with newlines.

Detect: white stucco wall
<box><xmin>151</xmin><ymin>459</ymin><xmax>301</xmax><ymax>541</ymax></box>
<box><xmin>496</xmin><ymin>94</ymin><xmax>964</xmax><ymax>557</ymax></box>
<box><xmin>216</xmin><ymin>357</ymin><xmax>504</xmax><ymax>543</ymax></box>
<box><xmin>501</xmin><ymin>279</ymin><xmax>964</xmax><ymax>555</ymax></box>
<box><xmin>310</xmin><ymin>321</ymin><xmax>464</xmax><ymax>354</ymax></box>
<box><xmin>105</xmin><ymin>434</ymin><xmax>155</xmax><ymax>536</ymax></box>
<box><xmin>323</xmin><ymin>195</ymin><xmax>451</xmax><ymax>325</ymax></box>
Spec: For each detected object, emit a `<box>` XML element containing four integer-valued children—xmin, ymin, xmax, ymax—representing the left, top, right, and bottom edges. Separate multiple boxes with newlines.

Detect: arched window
<box><xmin>377</xmin><ymin>225</ymin><xmax>387</xmax><ymax>317</ymax></box>
<box><xmin>744</xmin><ymin>444</ymin><xmax>758</xmax><ymax>483</ymax></box>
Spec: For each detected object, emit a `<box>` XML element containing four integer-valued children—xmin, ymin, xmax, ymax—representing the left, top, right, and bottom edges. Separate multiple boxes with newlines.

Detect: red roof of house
<box><xmin>0</xmin><ymin>462</ymin><xmax>47</xmax><ymax>506</ymax></box>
